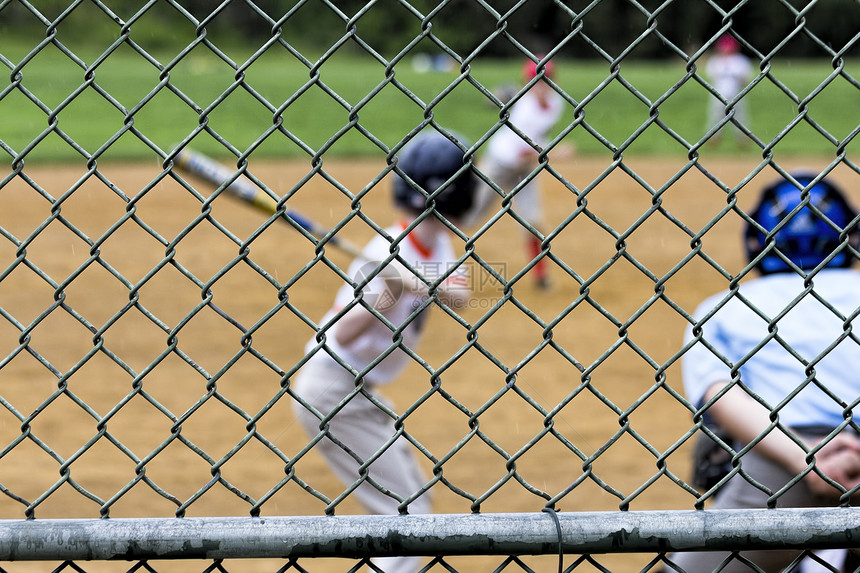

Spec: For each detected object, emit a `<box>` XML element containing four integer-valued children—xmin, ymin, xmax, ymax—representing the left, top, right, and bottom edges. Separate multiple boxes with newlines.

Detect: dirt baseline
<box><xmin>0</xmin><ymin>154</ymin><xmax>852</xmax><ymax>572</ymax></box>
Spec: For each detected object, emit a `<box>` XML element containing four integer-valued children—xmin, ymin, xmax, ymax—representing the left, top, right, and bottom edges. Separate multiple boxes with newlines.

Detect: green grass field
<box><xmin>0</xmin><ymin>40</ymin><xmax>857</xmax><ymax>163</ymax></box>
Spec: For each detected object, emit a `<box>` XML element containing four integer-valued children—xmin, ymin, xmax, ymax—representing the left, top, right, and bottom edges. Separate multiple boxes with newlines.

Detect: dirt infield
<box><xmin>0</xmin><ymin>154</ymin><xmax>851</xmax><ymax>572</ymax></box>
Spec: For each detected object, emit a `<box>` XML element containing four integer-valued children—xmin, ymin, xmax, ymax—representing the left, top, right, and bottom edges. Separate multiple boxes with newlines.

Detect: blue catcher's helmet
<box><xmin>393</xmin><ymin>131</ymin><xmax>476</xmax><ymax>219</ymax></box>
<box><xmin>744</xmin><ymin>173</ymin><xmax>858</xmax><ymax>274</ymax></box>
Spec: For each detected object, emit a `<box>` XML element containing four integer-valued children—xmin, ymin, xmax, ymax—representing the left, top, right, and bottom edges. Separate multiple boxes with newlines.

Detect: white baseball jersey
<box><xmin>683</xmin><ymin>268</ymin><xmax>860</xmax><ymax>429</ymax></box>
<box><xmin>485</xmin><ymin>88</ymin><xmax>564</xmax><ymax>169</ymax></box>
<box><xmin>307</xmin><ymin>222</ymin><xmax>465</xmax><ymax>386</ymax></box>
<box><xmin>705</xmin><ymin>53</ymin><xmax>753</xmax><ymax>100</ymax></box>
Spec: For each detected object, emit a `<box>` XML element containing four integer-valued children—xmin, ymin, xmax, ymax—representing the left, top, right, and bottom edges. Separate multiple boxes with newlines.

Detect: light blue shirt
<box><xmin>683</xmin><ymin>269</ymin><xmax>860</xmax><ymax>429</ymax></box>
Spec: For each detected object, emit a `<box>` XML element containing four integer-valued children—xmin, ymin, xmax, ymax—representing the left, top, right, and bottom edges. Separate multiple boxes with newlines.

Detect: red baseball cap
<box><xmin>716</xmin><ymin>34</ymin><xmax>740</xmax><ymax>53</ymax></box>
<box><xmin>523</xmin><ymin>57</ymin><xmax>554</xmax><ymax>80</ymax></box>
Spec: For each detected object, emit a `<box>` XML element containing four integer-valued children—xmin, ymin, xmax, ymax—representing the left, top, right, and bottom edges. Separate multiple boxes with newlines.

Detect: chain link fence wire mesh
<box><xmin>0</xmin><ymin>0</ymin><xmax>859</xmax><ymax>571</ymax></box>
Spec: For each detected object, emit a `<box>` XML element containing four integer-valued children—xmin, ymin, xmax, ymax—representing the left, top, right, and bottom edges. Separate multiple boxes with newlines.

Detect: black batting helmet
<box><xmin>393</xmin><ymin>131</ymin><xmax>476</xmax><ymax>219</ymax></box>
<box><xmin>744</xmin><ymin>172</ymin><xmax>858</xmax><ymax>274</ymax></box>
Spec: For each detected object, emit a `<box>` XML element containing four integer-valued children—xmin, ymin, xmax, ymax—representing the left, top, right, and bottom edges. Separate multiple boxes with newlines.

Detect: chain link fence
<box><xmin>1</xmin><ymin>0</ymin><xmax>859</xmax><ymax>572</ymax></box>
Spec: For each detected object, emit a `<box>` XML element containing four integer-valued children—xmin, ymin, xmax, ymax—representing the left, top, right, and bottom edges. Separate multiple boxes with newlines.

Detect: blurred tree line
<box><xmin>1</xmin><ymin>0</ymin><xmax>857</xmax><ymax>60</ymax></box>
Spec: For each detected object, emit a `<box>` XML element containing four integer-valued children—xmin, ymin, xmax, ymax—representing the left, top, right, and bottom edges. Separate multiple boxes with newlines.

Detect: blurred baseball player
<box><xmin>704</xmin><ymin>34</ymin><xmax>753</xmax><ymax>147</ymax></box>
<box><xmin>671</xmin><ymin>172</ymin><xmax>860</xmax><ymax>572</ymax></box>
<box><xmin>291</xmin><ymin>131</ymin><xmax>477</xmax><ymax>573</ymax></box>
<box><xmin>468</xmin><ymin>55</ymin><xmax>573</xmax><ymax>289</ymax></box>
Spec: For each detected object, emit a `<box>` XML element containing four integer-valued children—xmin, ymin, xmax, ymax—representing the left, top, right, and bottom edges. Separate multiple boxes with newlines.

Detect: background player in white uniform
<box><xmin>470</xmin><ymin>56</ymin><xmax>571</xmax><ymax>289</ymax></box>
<box><xmin>292</xmin><ymin>131</ymin><xmax>476</xmax><ymax>573</ymax></box>
<box><xmin>671</xmin><ymin>173</ymin><xmax>860</xmax><ymax>572</ymax></box>
<box><xmin>704</xmin><ymin>34</ymin><xmax>753</xmax><ymax>147</ymax></box>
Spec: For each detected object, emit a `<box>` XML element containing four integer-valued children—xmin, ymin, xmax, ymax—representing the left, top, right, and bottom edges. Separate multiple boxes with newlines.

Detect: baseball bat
<box><xmin>172</xmin><ymin>148</ymin><xmax>364</xmax><ymax>258</ymax></box>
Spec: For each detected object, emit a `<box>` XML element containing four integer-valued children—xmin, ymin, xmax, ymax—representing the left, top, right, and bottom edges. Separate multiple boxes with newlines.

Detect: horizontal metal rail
<box><xmin>2</xmin><ymin>508</ymin><xmax>860</xmax><ymax>561</ymax></box>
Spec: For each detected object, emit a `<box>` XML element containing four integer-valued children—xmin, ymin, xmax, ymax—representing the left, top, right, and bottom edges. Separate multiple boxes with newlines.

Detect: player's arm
<box><xmin>704</xmin><ymin>382</ymin><xmax>860</xmax><ymax>496</ymax></box>
<box><xmin>331</xmin><ymin>305</ymin><xmax>377</xmax><ymax>347</ymax></box>
<box><xmin>515</xmin><ymin>146</ymin><xmax>540</xmax><ymax>168</ymax></box>
<box><xmin>332</xmin><ymin>264</ymin><xmax>405</xmax><ymax>347</ymax></box>
<box><xmin>512</xmin><ymin>134</ymin><xmax>573</xmax><ymax>169</ymax></box>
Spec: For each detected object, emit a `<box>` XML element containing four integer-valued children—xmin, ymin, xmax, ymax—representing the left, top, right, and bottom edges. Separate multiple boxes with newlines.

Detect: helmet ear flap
<box><xmin>744</xmin><ymin>173</ymin><xmax>858</xmax><ymax>274</ymax></box>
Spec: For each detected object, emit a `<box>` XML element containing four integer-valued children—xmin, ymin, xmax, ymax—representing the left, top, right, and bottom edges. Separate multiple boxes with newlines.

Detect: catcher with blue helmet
<box><xmin>674</xmin><ymin>172</ymin><xmax>860</xmax><ymax>572</ymax></box>
<box><xmin>744</xmin><ymin>172</ymin><xmax>858</xmax><ymax>275</ymax></box>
